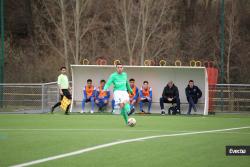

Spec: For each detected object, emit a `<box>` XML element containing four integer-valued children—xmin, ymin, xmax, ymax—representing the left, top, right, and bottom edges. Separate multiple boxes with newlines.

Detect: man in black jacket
<box><xmin>185</xmin><ymin>80</ymin><xmax>202</xmax><ymax>114</ymax></box>
<box><xmin>160</xmin><ymin>81</ymin><xmax>181</xmax><ymax>115</ymax></box>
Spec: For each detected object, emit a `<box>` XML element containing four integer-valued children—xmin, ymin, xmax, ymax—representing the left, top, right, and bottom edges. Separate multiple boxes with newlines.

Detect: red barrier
<box><xmin>206</xmin><ymin>62</ymin><xmax>218</xmax><ymax>113</ymax></box>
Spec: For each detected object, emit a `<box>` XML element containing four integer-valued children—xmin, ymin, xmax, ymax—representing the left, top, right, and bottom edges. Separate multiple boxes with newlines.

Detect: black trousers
<box><xmin>160</xmin><ymin>97</ymin><xmax>180</xmax><ymax>110</ymax></box>
<box><xmin>52</xmin><ymin>89</ymin><xmax>72</xmax><ymax>112</ymax></box>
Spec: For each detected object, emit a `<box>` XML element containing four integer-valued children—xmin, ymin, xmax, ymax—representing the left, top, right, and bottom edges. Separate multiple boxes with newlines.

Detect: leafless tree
<box><xmin>6</xmin><ymin>0</ymin><xmax>250</xmax><ymax>83</ymax></box>
<box><xmin>32</xmin><ymin>0</ymin><xmax>96</xmax><ymax>70</ymax></box>
<box><xmin>114</xmin><ymin>0</ymin><xmax>178</xmax><ymax>65</ymax></box>
<box><xmin>224</xmin><ymin>0</ymin><xmax>240</xmax><ymax>84</ymax></box>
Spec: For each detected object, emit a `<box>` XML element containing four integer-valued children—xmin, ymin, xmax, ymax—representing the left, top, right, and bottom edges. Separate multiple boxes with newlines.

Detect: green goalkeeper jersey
<box><xmin>104</xmin><ymin>72</ymin><xmax>132</xmax><ymax>93</ymax></box>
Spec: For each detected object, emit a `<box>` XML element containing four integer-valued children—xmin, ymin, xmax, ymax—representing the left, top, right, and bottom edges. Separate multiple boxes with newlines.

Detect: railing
<box><xmin>210</xmin><ymin>84</ymin><xmax>250</xmax><ymax>112</ymax></box>
<box><xmin>0</xmin><ymin>82</ymin><xmax>58</xmax><ymax>113</ymax></box>
<box><xmin>0</xmin><ymin>83</ymin><xmax>249</xmax><ymax>113</ymax></box>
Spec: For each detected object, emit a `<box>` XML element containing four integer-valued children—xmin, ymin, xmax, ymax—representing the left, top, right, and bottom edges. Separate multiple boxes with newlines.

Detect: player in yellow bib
<box><xmin>103</xmin><ymin>63</ymin><xmax>134</xmax><ymax>124</ymax></box>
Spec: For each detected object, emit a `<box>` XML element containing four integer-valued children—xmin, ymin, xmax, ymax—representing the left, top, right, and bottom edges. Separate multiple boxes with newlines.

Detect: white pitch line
<box><xmin>10</xmin><ymin>126</ymin><xmax>250</xmax><ymax>167</ymax></box>
<box><xmin>0</xmin><ymin>128</ymin><xmax>192</xmax><ymax>133</ymax></box>
<box><xmin>214</xmin><ymin>131</ymin><xmax>250</xmax><ymax>135</ymax></box>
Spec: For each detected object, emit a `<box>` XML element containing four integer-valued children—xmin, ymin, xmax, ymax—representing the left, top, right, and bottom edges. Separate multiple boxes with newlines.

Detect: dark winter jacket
<box><xmin>185</xmin><ymin>85</ymin><xmax>202</xmax><ymax>104</ymax></box>
<box><xmin>162</xmin><ymin>84</ymin><xmax>179</xmax><ymax>99</ymax></box>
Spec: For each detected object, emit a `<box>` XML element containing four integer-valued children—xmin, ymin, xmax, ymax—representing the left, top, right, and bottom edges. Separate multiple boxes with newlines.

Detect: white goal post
<box><xmin>70</xmin><ymin>65</ymin><xmax>208</xmax><ymax>115</ymax></box>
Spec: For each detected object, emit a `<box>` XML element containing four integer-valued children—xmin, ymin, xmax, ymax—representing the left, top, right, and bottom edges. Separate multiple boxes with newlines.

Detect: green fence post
<box><xmin>220</xmin><ymin>0</ymin><xmax>225</xmax><ymax>112</ymax></box>
<box><xmin>0</xmin><ymin>0</ymin><xmax>5</xmax><ymax>108</ymax></box>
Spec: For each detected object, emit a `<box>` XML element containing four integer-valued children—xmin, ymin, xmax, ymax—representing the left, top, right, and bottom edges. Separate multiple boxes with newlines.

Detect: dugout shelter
<box><xmin>70</xmin><ymin>65</ymin><xmax>208</xmax><ymax>115</ymax></box>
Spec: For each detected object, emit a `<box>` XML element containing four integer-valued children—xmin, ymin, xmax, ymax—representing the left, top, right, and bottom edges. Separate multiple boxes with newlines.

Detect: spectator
<box><xmin>95</xmin><ymin>80</ymin><xmax>110</xmax><ymax>112</ymax></box>
<box><xmin>128</xmin><ymin>78</ymin><xmax>139</xmax><ymax>115</ymax></box>
<box><xmin>160</xmin><ymin>81</ymin><xmax>180</xmax><ymax>115</ymax></box>
<box><xmin>139</xmin><ymin>81</ymin><xmax>152</xmax><ymax>114</ymax></box>
<box><xmin>81</xmin><ymin>79</ymin><xmax>96</xmax><ymax>113</ymax></box>
<box><xmin>185</xmin><ymin>80</ymin><xmax>202</xmax><ymax>115</ymax></box>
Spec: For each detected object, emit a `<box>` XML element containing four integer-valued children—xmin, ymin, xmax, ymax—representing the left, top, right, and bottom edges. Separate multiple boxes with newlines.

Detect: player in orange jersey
<box><xmin>139</xmin><ymin>81</ymin><xmax>152</xmax><ymax>114</ymax></box>
<box><xmin>81</xmin><ymin>79</ymin><xmax>96</xmax><ymax>113</ymax></box>
<box><xmin>95</xmin><ymin>79</ymin><xmax>110</xmax><ymax>112</ymax></box>
<box><xmin>128</xmin><ymin>78</ymin><xmax>139</xmax><ymax>115</ymax></box>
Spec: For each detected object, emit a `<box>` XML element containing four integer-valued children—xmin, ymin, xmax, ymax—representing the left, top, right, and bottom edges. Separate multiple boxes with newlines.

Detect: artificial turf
<box><xmin>0</xmin><ymin>113</ymin><xmax>249</xmax><ymax>167</ymax></box>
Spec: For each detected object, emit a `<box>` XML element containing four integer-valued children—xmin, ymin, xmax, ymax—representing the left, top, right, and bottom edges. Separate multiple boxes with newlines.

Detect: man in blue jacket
<box><xmin>185</xmin><ymin>80</ymin><xmax>202</xmax><ymax>114</ymax></box>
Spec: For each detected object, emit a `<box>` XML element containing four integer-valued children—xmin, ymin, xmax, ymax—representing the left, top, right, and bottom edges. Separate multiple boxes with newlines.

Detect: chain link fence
<box><xmin>0</xmin><ymin>83</ymin><xmax>249</xmax><ymax>113</ymax></box>
<box><xmin>0</xmin><ymin>82</ymin><xmax>58</xmax><ymax>113</ymax></box>
<box><xmin>210</xmin><ymin>84</ymin><xmax>250</xmax><ymax>113</ymax></box>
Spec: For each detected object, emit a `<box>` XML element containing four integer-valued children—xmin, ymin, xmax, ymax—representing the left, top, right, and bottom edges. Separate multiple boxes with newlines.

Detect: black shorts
<box><xmin>60</xmin><ymin>89</ymin><xmax>72</xmax><ymax>100</ymax></box>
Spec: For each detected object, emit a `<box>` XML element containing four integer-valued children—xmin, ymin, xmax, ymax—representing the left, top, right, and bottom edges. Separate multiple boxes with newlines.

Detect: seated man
<box><xmin>160</xmin><ymin>81</ymin><xmax>181</xmax><ymax>115</ymax></box>
<box><xmin>95</xmin><ymin>79</ymin><xmax>110</xmax><ymax>112</ymax></box>
<box><xmin>185</xmin><ymin>80</ymin><xmax>202</xmax><ymax>115</ymax></box>
<box><xmin>81</xmin><ymin>79</ymin><xmax>96</xmax><ymax>113</ymax></box>
<box><xmin>139</xmin><ymin>81</ymin><xmax>152</xmax><ymax>114</ymax></box>
<box><xmin>128</xmin><ymin>78</ymin><xmax>139</xmax><ymax>115</ymax></box>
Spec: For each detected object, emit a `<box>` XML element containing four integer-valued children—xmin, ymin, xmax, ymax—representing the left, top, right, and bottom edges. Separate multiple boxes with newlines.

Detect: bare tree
<box><xmin>114</xmin><ymin>0</ymin><xmax>141</xmax><ymax>65</ymax></box>
<box><xmin>60</xmin><ymin>0</ymin><xmax>69</xmax><ymax>70</ymax></box>
<box><xmin>7</xmin><ymin>0</ymin><xmax>249</xmax><ymax>83</ymax></box>
<box><xmin>70</xmin><ymin>0</ymin><xmax>97</xmax><ymax>64</ymax></box>
<box><xmin>139</xmin><ymin>0</ymin><xmax>166</xmax><ymax>65</ymax></box>
<box><xmin>32</xmin><ymin>0</ymin><xmax>96</xmax><ymax>70</ymax></box>
<box><xmin>114</xmin><ymin>0</ymin><xmax>178</xmax><ymax>65</ymax></box>
<box><xmin>224</xmin><ymin>0</ymin><xmax>240</xmax><ymax>84</ymax></box>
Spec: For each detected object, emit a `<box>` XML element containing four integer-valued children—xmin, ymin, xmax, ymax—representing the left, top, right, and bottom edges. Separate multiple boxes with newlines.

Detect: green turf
<box><xmin>0</xmin><ymin>105</ymin><xmax>39</xmax><ymax>112</ymax></box>
<box><xmin>0</xmin><ymin>113</ymin><xmax>250</xmax><ymax>167</ymax></box>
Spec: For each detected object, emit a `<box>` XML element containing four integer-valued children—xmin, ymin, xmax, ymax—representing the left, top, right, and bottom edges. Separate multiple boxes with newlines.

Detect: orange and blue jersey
<box><xmin>96</xmin><ymin>86</ymin><xmax>110</xmax><ymax>100</ymax></box>
<box><xmin>83</xmin><ymin>85</ymin><xmax>96</xmax><ymax>98</ymax></box>
<box><xmin>140</xmin><ymin>87</ymin><xmax>152</xmax><ymax>99</ymax></box>
<box><xmin>129</xmin><ymin>86</ymin><xmax>139</xmax><ymax>101</ymax></box>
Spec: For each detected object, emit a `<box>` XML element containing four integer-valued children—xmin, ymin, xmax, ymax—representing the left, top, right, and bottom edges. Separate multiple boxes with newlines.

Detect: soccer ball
<box><xmin>128</xmin><ymin>117</ymin><xmax>136</xmax><ymax>127</ymax></box>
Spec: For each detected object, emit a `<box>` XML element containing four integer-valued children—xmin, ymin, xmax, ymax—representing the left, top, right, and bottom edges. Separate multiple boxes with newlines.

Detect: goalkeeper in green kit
<box><xmin>103</xmin><ymin>63</ymin><xmax>135</xmax><ymax>125</ymax></box>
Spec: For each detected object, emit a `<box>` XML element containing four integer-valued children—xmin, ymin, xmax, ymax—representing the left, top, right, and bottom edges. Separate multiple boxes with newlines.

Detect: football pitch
<box><xmin>0</xmin><ymin>113</ymin><xmax>250</xmax><ymax>167</ymax></box>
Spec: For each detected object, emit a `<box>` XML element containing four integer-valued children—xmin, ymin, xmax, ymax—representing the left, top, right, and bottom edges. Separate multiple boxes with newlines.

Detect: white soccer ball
<box><xmin>128</xmin><ymin>117</ymin><xmax>136</xmax><ymax>127</ymax></box>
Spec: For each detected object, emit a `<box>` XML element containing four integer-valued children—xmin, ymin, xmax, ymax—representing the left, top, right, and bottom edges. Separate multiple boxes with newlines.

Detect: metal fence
<box><xmin>0</xmin><ymin>82</ymin><xmax>58</xmax><ymax>113</ymax></box>
<box><xmin>210</xmin><ymin>84</ymin><xmax>250</xmax><ymax>113</ymax></box>
<box><xmin>0</xmin><ymin>83</ymin><xmax>249</xmax><ymax>113</ymax></box>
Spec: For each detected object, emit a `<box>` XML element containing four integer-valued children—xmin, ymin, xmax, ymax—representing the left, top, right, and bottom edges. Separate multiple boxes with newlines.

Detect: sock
<box><xmin>124</xmin><ymin>103</ymin><xmax>130</xmax><ymax>113</ymax></box>
<box><xmin>120</xmin><ymin>107</ymin><xmax>128</xmax><ymax>124</ymax></box>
